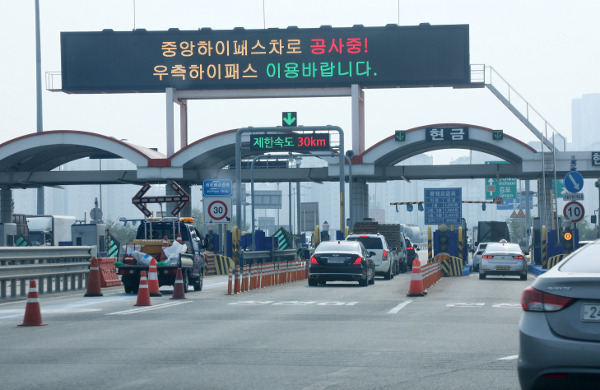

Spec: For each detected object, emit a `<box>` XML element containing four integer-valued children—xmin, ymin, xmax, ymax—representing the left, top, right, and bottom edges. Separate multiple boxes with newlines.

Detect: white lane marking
<box><xmin>228</xmin><ymin>301</ymin><xmax>358</xmax><ymax>306</ymax></box>
<box><xmin>492</xmin><ymin>303</ymin><xmax>521</xmax><ymax>309</ymax></box>
<box><xmin>106</xmin><ymin>301</ymin><xmax>191</xmax><ymax>315</ymax></box>
<box><xmin>498</xmin><ymin>355</ymin><xmax>518</xmax><ymax>361</ymax></box>
<box><xmin>388</xmin><ymin>300</ymin><xmax>413</xmax><ymax>313</ymax></box>
<box><xmin>446</xmin><ymin>303</ymin><xmax>485</xmax><ymax>307</ymax></box>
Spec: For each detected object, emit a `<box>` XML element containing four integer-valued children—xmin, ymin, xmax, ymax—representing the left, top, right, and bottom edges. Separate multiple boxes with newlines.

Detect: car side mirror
<box><xmin>391</xmin><ymin>247</ymin><xmax>397</xmax><ymax>251</ymax></box>
<box><xmin>369</xmin><ymin>251</ymin><xmax>376</xmax><ymax>257</ymax></box>
<box><xmin>415</xmin><ymin>245</ymin><xmax>420</xmax><ymax>250</ymax></box>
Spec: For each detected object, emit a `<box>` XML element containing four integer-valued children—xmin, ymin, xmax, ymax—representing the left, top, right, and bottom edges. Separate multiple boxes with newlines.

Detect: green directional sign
<box><xmin>485</xmin><ymin>178</ymin><xmax>517</xmax><ymax>200</ymax></box>
<box><xmin>282</xmin><ymin>112</ymin><xmax>297</xmax><ymax>127</ymax></box>
<box><xmin>553</xmin><ymin>179</ymin><xmax>566</xmax><ymax>198</ymax></box>
<box><xmin>492</xmin><ymin>130</ymin><xmax>503</xmax><ymax>140</ymax></box>
<box><xmin>395</xmin><ymin>130</ymin><xmax>406</xmax><ymax>142</ymax></box>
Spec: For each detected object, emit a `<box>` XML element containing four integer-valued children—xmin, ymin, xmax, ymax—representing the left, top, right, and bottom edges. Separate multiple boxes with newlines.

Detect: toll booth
<box><xmin>71</xmin><ymin>223</ymin><xmax>109</xmax><ymax>257</ymax></box>
<box><xmin>433</xmin><ymin>229</ymin><xmax>458</xmax><ymax>257</ymax></box>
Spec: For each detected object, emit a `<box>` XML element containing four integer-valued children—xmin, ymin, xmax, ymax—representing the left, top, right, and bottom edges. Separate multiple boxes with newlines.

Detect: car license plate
<box><xmin>328</xmin><ymin>258</ymin><xmax>346</xmax><ymax>264</ymax></box>
<box><xmin>495</xmin><ymin>266</ymin><xmax>510</xmax><ymax>270</ymax></box>
<box><xmin>582</xmin><ymin>304</ymin><xmax>600</xmax><ymax>321</ymax></box>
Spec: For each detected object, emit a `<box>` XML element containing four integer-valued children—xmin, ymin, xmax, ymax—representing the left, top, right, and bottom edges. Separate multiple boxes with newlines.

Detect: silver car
<box><xmin>472</xmin><ymin>242</ymin><xmax>488</xmax><ymax>271</ymax></box>
<box><xmin>518</xmin><ymin>239</ymin><xmax>600</xmax><ymax>390</ymax></box>
<box><xmin>479</xmin><ymin>242</ymin><xmax>527</xmax><ymax>280</ymax></box>
<box><xmin>346</xmin><ymin>234</ymin><xmax>396</xmax><ymax>279</ymax></box>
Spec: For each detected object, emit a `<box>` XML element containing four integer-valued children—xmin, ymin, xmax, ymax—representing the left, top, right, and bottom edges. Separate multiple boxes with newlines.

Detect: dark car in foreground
<box><xmin>518</xmin><ymin>239</ymin><xmax>600</xmax><ymax>390</ymax></box>
<box><xmin>308</xmin><ymin>240</ymin><xmax>375</xmax><ymax>286</ymax></box>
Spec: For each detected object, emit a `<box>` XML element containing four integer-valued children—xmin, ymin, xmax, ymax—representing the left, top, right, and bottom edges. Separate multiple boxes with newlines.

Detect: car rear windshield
<box><xmin>315</xmin><ymin>242</ymin><xmax>359</xmax><ymax>253</ymax></box>
<box><xmin>347</xmin><ymin>237</ymin><xmax>383</xmax><ymax>249</ymax></box>
<box><xmin>559</xmin><ymin>241</ymin><xmax>600</xmax><ymax>273</ymax></box>
<box><xmin>485</xmin><ymin>243</ymin><xmax>521</xmax><ymax>253</ymax></box>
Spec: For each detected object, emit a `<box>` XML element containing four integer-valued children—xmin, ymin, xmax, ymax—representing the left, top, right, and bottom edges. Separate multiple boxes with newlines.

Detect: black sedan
<box><xmin>308</xmin><ymin>240</ymin><xmax>375</xmax><ymax>286</ymax></box>
<box><xmin>405</xmin><ymin>237</ymin><xmax>419</xmax><ymax>270</ymax></box>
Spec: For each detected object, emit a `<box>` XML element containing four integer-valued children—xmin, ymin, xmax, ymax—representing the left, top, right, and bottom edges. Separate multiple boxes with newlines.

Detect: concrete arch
<box><xmin>359</xmin><ymin>124</ymin><xmax>537</xmax><ymax>166</ymax></box>
<box><xmin>169</xmin><ymin>129</ymin><xmax>239</xmax><ymax>170</ymax></box>
<box><xmin>0</xmin><ymin>130</ymin><xmax>167</xmax><ymax>172</ymax></box>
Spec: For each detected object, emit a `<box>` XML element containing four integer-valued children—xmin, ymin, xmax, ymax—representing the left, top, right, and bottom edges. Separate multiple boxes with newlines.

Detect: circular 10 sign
<box><xmin>563</xmin><ymin>201</ymin><xmax>585</xmax><ymax>222</ymax></box>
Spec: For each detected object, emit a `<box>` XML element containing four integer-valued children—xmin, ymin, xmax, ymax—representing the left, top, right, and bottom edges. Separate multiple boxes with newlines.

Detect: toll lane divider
<box><xmin>96</xmin><ymin>257</ymin><xmax>121</xmax><ymax>287</ymax></box>
<box><xmin>441</xmin><ymin>256</ymin><xmax>464</xmax><ymax>277</ymax></box>
<box><xmin>214</xmin><ymin>254</ymin><xmax>234</xmax><ymax>275</ymax></box>
<box><xmin>228</xmin><ymin>260</ymin><xmax>308</xmax><ymax>294</ymax></box>
<box><xmin>543</xmin><ymin>254</ymin><xmax>565</xmax><ymax>270</ymax></box>
<box><xmin>421</xmin><ymin>261</ymin><xmax>442</xmax><ymax>290</ymax></box>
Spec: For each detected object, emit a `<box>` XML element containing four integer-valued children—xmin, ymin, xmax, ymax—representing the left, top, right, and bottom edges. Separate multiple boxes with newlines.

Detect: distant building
<box><xmin>572</xmin><ymin>93</ymin><xmax>600</xmax><ymax>151</ymax></box>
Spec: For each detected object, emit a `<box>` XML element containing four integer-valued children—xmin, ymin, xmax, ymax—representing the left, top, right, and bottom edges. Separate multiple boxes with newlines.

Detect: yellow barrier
<box><xmin>438</xmin><ymin>254</ymin><xmax>463</xmax><ymax>277</ymax></box>
<box><xmin>214</xmin><ymin>254</ymin><xmax>234</xmax><ymax>275</ymax></box>
<box><xmin>545</xmin><ymin>254</ymin><xmax>566</xmax><ymax>270</ymax></box>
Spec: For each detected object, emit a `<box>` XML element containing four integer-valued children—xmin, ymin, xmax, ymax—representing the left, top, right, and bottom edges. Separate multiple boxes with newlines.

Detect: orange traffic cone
<box><xmin>176</xmin><ymin>233</ymin><xmax>183</xmax><ymax>244</ymax></box>
<box><xmin>148</xmin><ymin>259</ymin><xmax>162</xmax><ymax>297</ymax></box>
<box><xmin>134</xmin><ymin>271</ymin><xmax>152</xmax><ymax>306</ymax></box>
<box><xmin>171</xmin><ymin>268</ymin><xmax>186</xmax><ymax>299</ymax></box>
<box><xmin>19</xmin><ymin>280</ymin><xmax>47</xmax><ymax>326</ymax></box>
<box><xmin>159</xmin><ymin>235</ymin><xmax>169</xmax><ymax>261</ymax></box>
<box><xmin>84</xmin><ymin>257</ymin><xmax>103</xmax><ymax>297</ymax></box>
<box><xmin>407</xmin><ymin>258</ymin><xmax>426</xmax><ymax>297</ymax></box>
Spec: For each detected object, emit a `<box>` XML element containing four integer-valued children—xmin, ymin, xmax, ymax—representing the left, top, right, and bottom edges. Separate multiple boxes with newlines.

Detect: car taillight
<box><xmin>382</xmin><ymin>250</ymin><xmax>388</xmax><ymax>259</ymax></box>
<box><xmin>407</xmin><ymin>246</ymin><xmax>413</xmax><ymax>250</ymax></box>
<box><xmin>353</xmin><ymin>257</ymin><xmax>363</xmax><ymax>264</ymax></box>
<box><xmin>513</xmin><ymin>255</ymin><xmax>524</xmax><ymax>259</ymax></box>
<box><xmin>483</xmin><ymin>255</ymin><xmax>493</xmax><ymax>259</ymax></box>
<box><xmin>521</xmin><ymin>286</ymin><xmax>575</xmax><ymax>312</ymax></box>
<box><xmin>310</xmin><ymin>257</ymin><xmax>318</xmax><ymax>264</ymax></box>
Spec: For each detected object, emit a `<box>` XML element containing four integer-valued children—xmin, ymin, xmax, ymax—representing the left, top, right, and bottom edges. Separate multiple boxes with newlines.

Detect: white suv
<box><xmin>346</xmin><ymin>233</ymin><xmax>396</xmax><ymax>279</ymax></box>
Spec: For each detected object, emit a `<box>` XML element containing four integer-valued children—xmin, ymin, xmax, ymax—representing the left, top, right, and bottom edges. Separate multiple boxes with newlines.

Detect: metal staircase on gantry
<box><xmin>480</xmin><ymin>65</ymin><xmax>567</xmax><ymax>230</ymax></box>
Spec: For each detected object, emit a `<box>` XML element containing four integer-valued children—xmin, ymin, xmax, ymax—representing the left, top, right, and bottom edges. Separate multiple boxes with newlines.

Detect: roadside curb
<box><xmin>528</xmin><ymin>265</ymin><xmax>547</xmax><ymax>276</ymax></box>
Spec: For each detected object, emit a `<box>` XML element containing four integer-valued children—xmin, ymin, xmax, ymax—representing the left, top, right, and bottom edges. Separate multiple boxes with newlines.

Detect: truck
<box><xmin>351</xmin><ymin>221</ymin><xmax>408</xmax><ymax>275</ymax></box>
<box><xmin>476</xmin><ymin>221</ymin><xmax>511</xmax><ymax>246</ymax></box>
<box><xmin>116</xmin><ymin>217</ymin><xmax>206</xmax><ymax>294</ymax></box>
<box><xmin>26</xmin><ymin>215</ymin><xmax>77</xmax><ymax>246</ymax></box>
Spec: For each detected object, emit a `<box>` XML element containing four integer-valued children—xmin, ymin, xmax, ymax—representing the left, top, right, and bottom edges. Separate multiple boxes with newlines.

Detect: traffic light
<box><xmin>563</xmin><ymin>231</ymin><xmax>574</xmax><ymax>253</ymax></box>
<box><xmin>438</xmin><ymin>228</ymin><xmax>450</xmax><ymax>253</ymax></box>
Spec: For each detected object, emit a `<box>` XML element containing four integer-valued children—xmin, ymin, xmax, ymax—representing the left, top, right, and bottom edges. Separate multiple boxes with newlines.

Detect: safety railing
<box><xmin>0</xmin><ymin>246</ymin><xmax>94</xmax><ymax>299</ymax></box>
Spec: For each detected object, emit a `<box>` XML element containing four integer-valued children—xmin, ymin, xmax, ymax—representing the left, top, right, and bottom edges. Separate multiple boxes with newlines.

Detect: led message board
<box><xmin>60</xmin><ymin>24</ymin><xmax>470</xmax><ymax>93</ymax></box>
<box><xmin>250</xmin><ymin>134</ymin><xmax>330</xmax><ymax>151</ymax></box>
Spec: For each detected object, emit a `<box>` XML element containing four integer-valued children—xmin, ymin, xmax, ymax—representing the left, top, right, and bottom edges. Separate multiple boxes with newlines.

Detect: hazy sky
<box><xmin>1</xmin><ymin>0</ymin><xmax>599</xmax><ymax>163</ymax></box>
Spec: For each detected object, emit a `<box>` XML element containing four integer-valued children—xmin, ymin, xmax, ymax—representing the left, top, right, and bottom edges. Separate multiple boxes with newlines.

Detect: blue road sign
<box><xmin>496</xmin><ymin>195</ymin><xmax>534</xmax><ymax>211</ymax></box>
<box><xmin>203</xmin><ymin>179</ymin><xmax>233</xmax><ymax>197</ymax></box>
<box><xmin>424</xmin><ymin>187</ymin><xmax>462</xmax><ymax>225</ymax></box>
<box><xmin>564</xmin><ymin>171</ymin><xmax>584</xmax><ymax>193</ymax></box>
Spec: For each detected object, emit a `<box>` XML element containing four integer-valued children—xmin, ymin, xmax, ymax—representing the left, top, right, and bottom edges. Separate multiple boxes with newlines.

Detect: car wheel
<box><xmin>479</xmin><ymin>273</ymin><xmax>486</xmax><ymax>280</ymax></box>
<box><xmin>308</xmin><ymin>279</ymin><xmax>318</xmax><ymax>286</ymax></box>
<box><xmin>384</xmin><ymin>266</ymin><xmax>392</xmax><ymax>280</ymax></box>
<box><xmin>359</xmin><ymin>274</ymin><xmax>368</xmax><ymax>286</ymax></box>
<box><xmin>520</xmin><ymin>274</ymin><xmax>528</xmax><ymax>281</ymax></box>
<box><xmin>193</xmin><ymin>269</ymin><xmax>204</xmax><ymax>291</ymax></box>
<box><xmin>182</xmin><ymin>270</ymin><xmax>189</xmax><ymax>292</ymax></box>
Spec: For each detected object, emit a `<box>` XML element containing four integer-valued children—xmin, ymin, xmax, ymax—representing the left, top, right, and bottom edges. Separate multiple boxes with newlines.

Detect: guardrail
<box><xmin>241</xmin><ymin>249</ymin><xmax>298</xmax><ymax>264</ymax></box>
<box><xmin>0</xmin><ymin>246</ymin><xmax>94</xmax><ymax>299</ymax></box>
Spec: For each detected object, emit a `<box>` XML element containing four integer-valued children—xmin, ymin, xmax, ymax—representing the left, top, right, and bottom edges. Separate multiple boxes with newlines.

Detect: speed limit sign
<box><xmin>203</xmin><ymin>197</ymin><xmax>232</xmax><ymax>223</ymax></box>
<box><xmin>563</xmin><ymin>201</ymin><xmax>585</xmax><ymax>222</ymax></box>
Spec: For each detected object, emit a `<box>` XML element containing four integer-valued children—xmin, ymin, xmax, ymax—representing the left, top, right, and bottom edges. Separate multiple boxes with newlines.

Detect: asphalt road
<box><xmin>0</xmin><ymin>262</ymin><xmax>531</xmax><ymax>390</ymax></box>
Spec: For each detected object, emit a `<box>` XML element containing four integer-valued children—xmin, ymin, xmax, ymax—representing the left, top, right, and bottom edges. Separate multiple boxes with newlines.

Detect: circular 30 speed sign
<box><xmin>203</xmin><ymin>197</ymin><xmax>232</xmax><ymax>223</ymax></box>
<box><xmin>563</xmin><ymin>201</ymin><xmax>585</xmax><ymax>222</ymax></box>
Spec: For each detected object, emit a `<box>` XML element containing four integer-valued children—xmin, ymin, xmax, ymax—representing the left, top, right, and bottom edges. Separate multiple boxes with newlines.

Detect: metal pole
<box><xmin>35</xmin><ymin>0</ymin><xmax>44</xmax><ymax>214</ymax></box>
<box><xmin>344</xmin><ymin>154</ymin><xmax>353</xmax><ymax>230</ymax></box>
<box><xmin>296</xmin><ymin>158</ymin><xmax>301</xmax><ymax>235</ymax></box>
